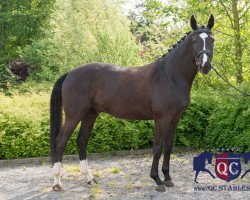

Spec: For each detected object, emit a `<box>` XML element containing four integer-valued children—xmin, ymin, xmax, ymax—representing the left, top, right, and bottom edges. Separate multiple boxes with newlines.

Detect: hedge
<box><xmin>0</xmin><ymin>92</ymin><xmax>249</xmax><ymax>159</ymax></box>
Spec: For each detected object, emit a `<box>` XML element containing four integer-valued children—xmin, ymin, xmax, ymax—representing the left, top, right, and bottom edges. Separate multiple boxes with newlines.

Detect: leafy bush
<box><xmin>175</xmin><ymin>94</ymin><xmax>215</xmax><ymax>147</ymax></box>
<box><xmin>65</xmin><ymin>115</ymin><xmax>154</xmax><ymax>155</ymax></box>
<box><xmin>0</xmin><ymin>92</ymin><xmax>249</xmax><ymax>159</ymax></box>
<box><xmin>205</xmin><ymin>98</ymin><xmax>250</xmax><ymax>152</ymax></box>
<box><xmin>0</xmin><ymin>93</ymin><xmax>49</xmax><ymax>159</ymax></box>
<box><xmin>0</xmin><ymin>93</ymin><xmax>154</xmax><ymax>159</ymax></box>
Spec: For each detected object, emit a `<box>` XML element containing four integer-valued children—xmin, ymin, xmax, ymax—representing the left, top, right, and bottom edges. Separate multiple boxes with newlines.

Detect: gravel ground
<box><xmin>0</xmin><ymin>152</ymin><xmax>249</xmax><ymax>200</ymax></box>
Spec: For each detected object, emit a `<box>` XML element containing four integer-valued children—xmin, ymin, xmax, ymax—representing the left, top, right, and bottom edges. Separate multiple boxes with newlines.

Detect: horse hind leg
<box><xmin>52</xmin><ymin>116</ymin><xmax>80</xmax><ymax>191</ymax></box>
<box><xmin>77</xmin><ymin>111</ymin><xmax>98</xmax><ymax>184</ymax></box>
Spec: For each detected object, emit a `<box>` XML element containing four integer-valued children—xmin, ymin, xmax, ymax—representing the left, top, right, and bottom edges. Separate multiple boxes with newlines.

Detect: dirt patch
<box><xmin>0</xmin><ymin>152</ymin><xmax>249</xmax><ymax>200</ymax></box>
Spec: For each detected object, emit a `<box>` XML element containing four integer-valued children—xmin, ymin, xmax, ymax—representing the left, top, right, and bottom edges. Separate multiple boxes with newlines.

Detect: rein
<box><xmin>191</xmin><ymin>29</ymin><xmax>249</xmax><ymax>97</ymax></box>
<box><xmin>211</xmin><ymin>66</ymin><xmax>250</xmax><ymax>97</ymax></box>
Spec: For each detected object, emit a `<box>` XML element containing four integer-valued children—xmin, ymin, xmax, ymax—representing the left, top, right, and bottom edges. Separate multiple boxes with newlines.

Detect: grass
<box><xmin>89</xmin><ymin>185</ymin><xmax>104</xmax><ymax>199</ymax></box>
<box><xmin>108</xmin><ymin>181</ymin><xmax>119</xmax><ymax>188</ymax></box>
<box><xmin>64</xmin><ymin>165</ymin><xmax>102</xmax><ymax>178</ymax></box>
<box><xmin>143</xmin><ymin>182</ymin><xmax>153</xmax><ymax>186</ymax></box>
<box><xmin>124</xmin><ymin>183</ymin><xmax>133</xmax><ymax>189</ymax></box>
<box><xmin>122</xmin><ymin>174</ymin><xmax>130</xmax><ymax>179</ymax></box>
<box><xmin>42</xmin><ymin>187</ymin><xmax>51</xmax><ymax>193</ymax></box>
<box><xmin>64</xmin><ymin>164</ymin><xmax>80</xmax><ymax>176</ymax></box>
<box><xmin>183</xmin><ymin>159</ymin><xmax>190</xmax><ymax>164</ymax></box>
<box><xmin>170</xmin><ymin>154</ymin><xmax>177</xmax><ymax>159</ymax></box>
<box><xmin>107</xmin><ymin>166</ymin><xmax>122</xmax><ymax>174</ymax></box>
<box><xmin>92</xmin><ymin>170</ymin><xmax>102</xmax><ymax>177</ymax></box>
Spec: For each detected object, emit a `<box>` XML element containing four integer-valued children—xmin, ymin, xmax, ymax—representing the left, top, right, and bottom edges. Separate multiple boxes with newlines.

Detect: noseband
<box><xmin>192</xmin><ymin>29</ymin><xmax>213</xmax><ymax>68</ymax></box>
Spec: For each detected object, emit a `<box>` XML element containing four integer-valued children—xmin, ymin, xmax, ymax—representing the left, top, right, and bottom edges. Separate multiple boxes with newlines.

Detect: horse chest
<box><xmin>151</xmin><ymin>89</ymin><xmax>190</xmax><ymax>115</ymax></box>
<box><xmin>167</xmin><ymin>97</ymin><xmax>189</xmax><ymax>113</ymax></box>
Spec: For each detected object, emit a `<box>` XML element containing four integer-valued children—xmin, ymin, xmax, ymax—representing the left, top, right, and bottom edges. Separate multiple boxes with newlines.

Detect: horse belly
<box><xmin>110</xmin><ymin>105</ymin><xmax>153</xmax><ymax>120</ymax></box>
<box><xmin>93</xmin><ymin>92</ymin><xmax>152</xmax><ymax>120</ymax></box>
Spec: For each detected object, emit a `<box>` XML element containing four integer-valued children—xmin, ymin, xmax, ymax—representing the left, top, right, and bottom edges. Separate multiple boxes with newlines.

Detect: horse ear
<box><xmin>190</xmin><ymin>15</ymin><xmax>198</xmax><ymax>30</ymax></box>
<box><xmin>207</xmin><ymin>14</ymin><xmax>214</xmax><ymax>29</ymax></box>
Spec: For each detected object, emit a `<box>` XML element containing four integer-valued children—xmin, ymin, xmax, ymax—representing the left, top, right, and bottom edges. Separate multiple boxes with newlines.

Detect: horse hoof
<box><xmin>164</xmin><ymin>180</ymin><xmax>174</xmax><ymax>187</ymax></box>
<box><xmin>156</xmin><ymin>185</ymin><xmax>166</xmax><ymax>192</ymax></box>
<box><xmin>52</xmin><ymin>184</ymin><xmax>63</xmax><ymax>191</ymax></box>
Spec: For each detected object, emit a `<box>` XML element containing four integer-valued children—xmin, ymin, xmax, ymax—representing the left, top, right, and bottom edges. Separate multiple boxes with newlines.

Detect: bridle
<box><xmin>191</xmin><ymin>30</ymin><xmax>250</xmax><ymax>97</ymax></box>
<box><xmin>192</xmin><ymin>29</ymin><xmax>213</xmax><ymax>69</ymax></box>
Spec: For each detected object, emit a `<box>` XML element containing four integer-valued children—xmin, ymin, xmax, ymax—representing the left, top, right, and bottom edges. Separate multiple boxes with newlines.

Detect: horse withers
<box><xmin>50</xmin><ymin>15</ymin><xmax>215</xmax><ymax>191</ymax></box>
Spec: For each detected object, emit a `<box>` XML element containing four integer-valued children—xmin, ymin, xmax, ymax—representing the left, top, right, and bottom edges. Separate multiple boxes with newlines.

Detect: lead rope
<box><xmin>202</xmin><ymin>75</ymin><xmax>245</xmax><ymax>99</ymax></box>
<box><xmin>207</xmin><ymin>66</ymin><xmax>250</xmax><ymax>97</ymax></box>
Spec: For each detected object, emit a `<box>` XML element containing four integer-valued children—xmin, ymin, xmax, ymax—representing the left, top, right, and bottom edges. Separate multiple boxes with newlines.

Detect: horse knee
<box><xmin>165</xmin><ymin>144</ymin><xmax>172</xmax><ymax>152</ymax></box>
<box><xmin>76</xmin><ymin>136</ymin><xmax>82</xmax><ymax>147</ymax></box>
<box><xmin>56</xmin><ymin>139</ymin><xmax>67</xmax><ymax>151</ymax></box>
<box><xmin>76</xmin><ymin>137</ymin><xmax>88</xmax><ymax>149</ymax></box>
<box><xmin>150</xmin><ymin>172</ymin><xmax>158</xmax><ymax>179</ymax></box>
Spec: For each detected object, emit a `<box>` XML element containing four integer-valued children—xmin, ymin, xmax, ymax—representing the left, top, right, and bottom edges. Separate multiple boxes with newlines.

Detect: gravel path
<box><xmin>0</xmin><ymin>152</ymin><xmax>249</xmax><ymax>200</ymax></box>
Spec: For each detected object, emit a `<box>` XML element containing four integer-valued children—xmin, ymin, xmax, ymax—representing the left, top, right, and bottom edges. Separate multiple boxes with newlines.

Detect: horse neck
<box><xmin>161</xmin><ymin>36</ymin><xmax>198</xmax><ymax>92</ymax></box>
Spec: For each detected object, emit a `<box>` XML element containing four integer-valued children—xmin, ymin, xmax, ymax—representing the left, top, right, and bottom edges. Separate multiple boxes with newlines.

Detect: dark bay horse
<box><xmin>50</xmin><ymin>15</ymin><xmax>215</xmax><ymax>191</ymax></box>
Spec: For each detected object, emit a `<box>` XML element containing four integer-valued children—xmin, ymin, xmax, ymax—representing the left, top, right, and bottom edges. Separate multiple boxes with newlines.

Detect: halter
<box><xmin>191</xmin><ymin>29</ymin><xmax>213</xmax><ymax>68</ymax></box>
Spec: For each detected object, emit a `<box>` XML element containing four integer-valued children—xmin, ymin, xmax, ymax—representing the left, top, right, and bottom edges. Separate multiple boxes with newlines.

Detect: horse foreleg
<box><xmin>150</xmin><ymin>117</ymin><xmax>171</xmax><ymax>192</ymax></box>
<box><xmin>162</xmin><ymin>113</ymin><xmax>180</xmax><ymax>188</ymax></box>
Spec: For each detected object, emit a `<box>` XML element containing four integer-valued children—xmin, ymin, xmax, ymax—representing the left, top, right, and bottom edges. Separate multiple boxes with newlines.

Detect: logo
<box><xmin>215</xmin><ymin>153</ymin><xmax>241</xmax><ymax>182</ymax></box>
<box><xmin>193</xmin><ymin>152</ymin><xmax>250</xmax><ymax>183</ymax></box>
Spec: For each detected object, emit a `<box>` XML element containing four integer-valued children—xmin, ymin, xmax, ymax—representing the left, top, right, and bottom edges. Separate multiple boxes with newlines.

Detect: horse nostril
<box><xmin>196</xmin><ymin>60</ymin><xmax>200</xmax><ymax>67</ymax></box>
<box><xmin>198</xmin><ymin>64</ymin><xmax>202</xmax><ymax>69</ymax></box>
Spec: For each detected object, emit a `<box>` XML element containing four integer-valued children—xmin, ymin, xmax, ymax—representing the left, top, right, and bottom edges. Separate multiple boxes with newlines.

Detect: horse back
<box><xmin>62</xmin><ymin>63</ymin><xmax>154</xmax><ymax>119</ymax></box>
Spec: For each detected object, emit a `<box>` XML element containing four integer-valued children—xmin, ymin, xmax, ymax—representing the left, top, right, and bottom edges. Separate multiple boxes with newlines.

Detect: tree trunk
<box><xmin>232</xmin><ymin>0</ymin><xmax>243</xmax><ymax>84</ymax></box>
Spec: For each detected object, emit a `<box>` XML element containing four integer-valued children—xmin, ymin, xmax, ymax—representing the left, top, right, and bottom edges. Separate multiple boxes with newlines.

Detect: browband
<box><xmin>192</xmin><ymin>29</ymin><xmax>212</xmax><ymax>35</ymax></box>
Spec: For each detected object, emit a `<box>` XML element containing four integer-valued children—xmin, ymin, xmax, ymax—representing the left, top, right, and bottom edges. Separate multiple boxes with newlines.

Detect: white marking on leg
<box><xmin>199</xmin><ymin>33</ymin><xmax>208</xmax><ymax>67</ymax></box>
<box><xmin>80</xmin><ymin>159</ymin><xmax>94</xmax><ymax>182</ymax></box>
<box><xmin>53</xmin><ymin>162</ymin><xmax>62</xmax><ymax>187</ymax></box>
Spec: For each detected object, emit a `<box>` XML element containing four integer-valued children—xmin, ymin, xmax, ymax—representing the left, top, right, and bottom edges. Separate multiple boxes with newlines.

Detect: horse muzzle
<box><xmin>198</xmin><ymin>62</ymin><xmax>212</xmax><ymax>74</ymax></box>
<box><xmin>195</xmin><ymin>50</ymin><xmax>213</xmax><ymax>75</ymax></box>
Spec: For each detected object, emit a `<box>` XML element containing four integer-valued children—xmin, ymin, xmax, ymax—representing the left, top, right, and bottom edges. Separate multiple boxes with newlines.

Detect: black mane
<box><xmin>160</xmin><ymin>31</ymin><xmax>192</xmax><ymax>59</ymax></box>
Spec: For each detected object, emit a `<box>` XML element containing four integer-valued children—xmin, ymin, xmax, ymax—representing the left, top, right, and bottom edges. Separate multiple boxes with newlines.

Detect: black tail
<box><xmin>50</xmin><ymin>73</ymin><xmax>68</xmax><ymax>164</ymax></box>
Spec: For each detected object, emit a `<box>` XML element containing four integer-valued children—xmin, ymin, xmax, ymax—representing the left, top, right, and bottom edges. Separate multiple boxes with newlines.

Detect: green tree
<box><xmin>129</xmin><ymin>0</ymin><xmax>250</xmax><ymax>87</ymax></box>
<box><xmin>217</xmin><ymin>0</ymin><xmax>249</xmax><ymax>84</ymax></box>
<box><xmin>20</xmin><ymin>0</ymin><xmax>142</xmax><ymax>81</ymax></box>
<box><xmin>0</xmin><ymin>0</ymin><xmax>55</xmax><ymax>89</ymax></box>
<box><xmin>0</xmin><ymin>0</ymin><xmax>54</xmax><ymax>63</ymax></box>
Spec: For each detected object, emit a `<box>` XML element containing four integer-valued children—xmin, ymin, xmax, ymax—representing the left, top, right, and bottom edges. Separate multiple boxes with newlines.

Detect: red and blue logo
<box><xmin>193</xmin><ymin>152</ymin><xmax>250</xmax><ymax>183</ymax></box>
<box><xmin>215</xmin><ymin>153</ymin><xmax>241</xmax><ymax>182</ymax></box>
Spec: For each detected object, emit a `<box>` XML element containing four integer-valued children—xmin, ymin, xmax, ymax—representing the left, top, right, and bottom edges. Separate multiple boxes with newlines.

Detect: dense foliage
<box><xmin>0</xmin><ymin>92</ymin><xmax>249</xmax><ymax>159</ymax></box>
<box><xmin>129</xmin><ymin>0</ymin><xmax>250</xmax><ymax>87</ymax></box>
<box><xmin>0</xmin><ymin>0</ymin><xmax>55</xmax><ymax>89</ymax></box>
<box><xmin>0</xmin><ymin>0</ymin><xmax>142</xmax><ymax>88</ymax></box>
